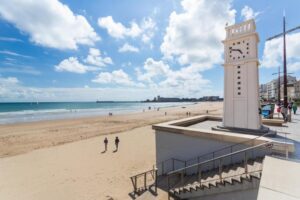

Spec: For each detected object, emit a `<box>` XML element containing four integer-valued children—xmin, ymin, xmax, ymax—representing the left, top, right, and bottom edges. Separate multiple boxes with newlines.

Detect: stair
<box><xmin>169</xmin><ymin>157</ymin><xmax>263</xmax><ymax>196</ymax></box>
<box><xmin>130</xmin><ymin>141</ymin><xmax>274</xmax><ymax>199</ymax></box>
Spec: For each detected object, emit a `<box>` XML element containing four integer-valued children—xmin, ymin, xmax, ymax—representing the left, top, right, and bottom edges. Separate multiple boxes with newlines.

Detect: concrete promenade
<box><xmin>266</xmin><ymin>112</ymin><xmax>300</xmax><ymax>159</ymax></box>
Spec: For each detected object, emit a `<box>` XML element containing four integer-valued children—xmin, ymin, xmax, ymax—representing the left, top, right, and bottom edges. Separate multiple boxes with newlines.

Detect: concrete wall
<box><xmin>257</xmin><ymin>156</ymin><xmax>300</xmax><ymax>200</ymax></box>
<box><xmin>155</xmin><ymin>130</ymin><xmax>249</xmax><ymax>174</ymax></box>
<box><xmin>156</xmin><ymin>130</ymin><xmax>234</xmax><ymax>162</ymax></box>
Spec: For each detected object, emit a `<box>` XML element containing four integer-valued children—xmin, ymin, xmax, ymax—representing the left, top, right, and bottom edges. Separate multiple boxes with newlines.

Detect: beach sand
<box><xmin>0</xmin><ymin>102</ymin><xmax>222</xmax><ymax>200</ymax></box>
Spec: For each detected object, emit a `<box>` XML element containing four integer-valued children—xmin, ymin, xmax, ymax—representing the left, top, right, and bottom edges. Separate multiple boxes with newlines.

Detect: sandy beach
<box><xmin>0</xmin><ymin>102</ymin><xmax>222</xmax><ymax>200</ymax></box>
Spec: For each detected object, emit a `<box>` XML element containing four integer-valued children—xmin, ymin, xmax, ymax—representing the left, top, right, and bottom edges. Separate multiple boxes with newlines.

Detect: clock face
<box><xmin>228</xmin><ymin>39</ymin><xmax>250</xmax><ymax>62</ymax></box>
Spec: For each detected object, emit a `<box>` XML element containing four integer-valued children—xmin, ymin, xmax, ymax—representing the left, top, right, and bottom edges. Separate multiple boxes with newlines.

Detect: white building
<box><xmin>261</xmin><ymin>75</ymin><xmax>297</xmax><ymax>100</ymax></box>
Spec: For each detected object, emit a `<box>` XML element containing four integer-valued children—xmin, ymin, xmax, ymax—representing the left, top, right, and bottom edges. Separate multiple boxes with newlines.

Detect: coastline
<box><xmin>0</xmin><ymin>102</ymin><xmax>222</xmax><ymax>158</ymax></box>
<box><xmin>0</xmin><ymin>102</ymin><xmax>195</xmax><ymax>125</ymax></box>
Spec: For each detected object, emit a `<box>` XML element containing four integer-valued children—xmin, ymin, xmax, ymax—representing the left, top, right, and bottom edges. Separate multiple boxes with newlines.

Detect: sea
<box><xmin>0</xmin><ymin>102</ymin><xmax>193</xmax><ymax>125</ymax></box>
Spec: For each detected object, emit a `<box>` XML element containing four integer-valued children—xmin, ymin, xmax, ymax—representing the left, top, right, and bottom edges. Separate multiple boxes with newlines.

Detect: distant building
<box><xmin>201</xmin><ymin>96</ymin><xmax>221</xmax><ymax>101</ymax></box>
<box><xmin>143</xmin><ymin>95</ymin><xmax>223</xmax><ymax>103</ymax></box>
<box><xmin>259</xmin><ymin>84</ymin><xmax>268</xmax><ymax>100</ymax></box>
<box><xmin>279</xmin><ymin>83</ymin><xmax>295</xmax><ymax>101</ymax></box>
<box><xmin>156</xmin><ymin>96</ymin><xmax>181</xmax><ymax>102</ymax></box>
<box><xmin>260</xmin><ymin>75</ymin><xmax>297</xmax><ymax>100</ymax></box>
<box><xmin>294</xmin><ymin>80</ymin><xmax>300</xmax><ymax>100</ymax></box>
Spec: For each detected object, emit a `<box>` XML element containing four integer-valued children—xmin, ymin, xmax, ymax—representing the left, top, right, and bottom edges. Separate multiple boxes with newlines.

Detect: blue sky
<box><xmin>0</xmin><ymin>0</ymin><xmax>300</xmax><ymax>102</ymax></box>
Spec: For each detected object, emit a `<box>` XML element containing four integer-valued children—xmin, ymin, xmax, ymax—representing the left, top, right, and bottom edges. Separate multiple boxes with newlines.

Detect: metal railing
<box><xmin>155</xmin><ymin>158</ymin><xmax>186</xmax><ymax>176</ymax></box>
<box><xmin>166</xmin><ymin>142</ymin><xmax>275</xmax><ymax>198</ymax></box>
<box><xmin>130</xmin><ymin>167</ymin><xmax>158</xmax><ymax>195</ymax></box>
<box><xmin>156</xmin><ymin>132</ymin><xmax>271</xmax><ymax>176</ymax></box>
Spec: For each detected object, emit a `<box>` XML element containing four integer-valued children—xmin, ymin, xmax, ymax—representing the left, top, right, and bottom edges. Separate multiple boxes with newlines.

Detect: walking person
<box><xmin>292</xmin><ymin>103</ymin><xmax>298</xmax><ymax>114</ymax></box>
<box><xmin>276</xmin><ymin>104</ymin><xmax>281</xmax><ymax>118</ymax></box>
<box><xmin>115</xmin><ymin>136</ymin><xmax>120</xmax><ymax>152</ymax></box>
<box><xmin>281</xmin><ymin>105</ymin><xmax>288</xmax><ymax>122</ymax></box>
<box><xmin>288</xmin><ymin>102</ymin><xmax>293</xmax><ymax>115</ymax></box>
<box><xmin>104</xmin><ymin>137</ymin><xmax>108</xmax><ymax>152</ymax></box>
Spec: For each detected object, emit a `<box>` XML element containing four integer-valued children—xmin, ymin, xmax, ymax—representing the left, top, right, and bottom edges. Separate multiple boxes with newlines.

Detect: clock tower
<box><xmin>222</xmin><ymin>19</ymin><xmax>261</xmax><ymax>130</ymax></box>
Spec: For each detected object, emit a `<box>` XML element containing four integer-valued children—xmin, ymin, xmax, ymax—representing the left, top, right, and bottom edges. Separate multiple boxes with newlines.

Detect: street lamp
<box><xmin>266</xmin><ymin>15</ymin><xmax>300</xmax><ymax>108</ymax></box>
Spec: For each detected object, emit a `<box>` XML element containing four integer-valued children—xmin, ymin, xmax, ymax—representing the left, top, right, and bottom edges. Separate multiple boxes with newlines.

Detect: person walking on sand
<box><xmin>115</xmin><ymin>136</ymin><xmax>120</xmax><ymax>151</ymax></box>
<box><xmin>104</xmin><ymin>137</ymin><xmax>108</xmax><ymax>152</ymax></box>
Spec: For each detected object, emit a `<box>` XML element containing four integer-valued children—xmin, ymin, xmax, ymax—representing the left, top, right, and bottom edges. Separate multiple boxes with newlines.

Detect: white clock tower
<box><xmin>222</xmin><ymin>19</ymin><xmax>261</xmax><ymax>130</ymax></box>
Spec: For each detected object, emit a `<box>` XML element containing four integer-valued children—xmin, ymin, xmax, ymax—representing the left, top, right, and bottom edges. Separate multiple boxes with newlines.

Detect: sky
<box><xmin>0</xmin><ymin>0</ymin><xmax>300</xmax><ymax>102</ymax></box>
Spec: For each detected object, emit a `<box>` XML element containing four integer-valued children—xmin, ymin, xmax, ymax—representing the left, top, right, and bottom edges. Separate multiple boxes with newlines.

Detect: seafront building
<box><xmin>130</xmin><ymin>19</ymin><xmax>300</xmax><ymax>200</ymax></box>
<box><xmin>260</xmin><ymin>75</ymin><xmax>297</xmax><ymax>100</ymax></box>
<box><xmin>293</xmin><ymin>80</ymin><xmax>300</xmax><ymax>99</ymax></box>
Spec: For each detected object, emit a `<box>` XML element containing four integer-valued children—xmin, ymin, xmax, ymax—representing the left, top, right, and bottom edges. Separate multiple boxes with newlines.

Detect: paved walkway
<box><xmin>265</xmin><ymin>112</ymin><xmax>300</xmax><ymax>159</ymax></box>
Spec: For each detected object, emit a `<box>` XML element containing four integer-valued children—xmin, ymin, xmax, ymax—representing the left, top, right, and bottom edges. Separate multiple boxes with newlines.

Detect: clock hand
<box><xmin>230</xmin><ymin>48</ymin><xmax>243</xmax><ymax>54</ymax></box>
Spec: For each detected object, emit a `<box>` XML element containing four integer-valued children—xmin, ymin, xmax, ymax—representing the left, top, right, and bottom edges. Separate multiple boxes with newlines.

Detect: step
<box><xmin>169</xmin><ymin>157</ymin><xmax>263</xmax><ymax>196</ymax></box>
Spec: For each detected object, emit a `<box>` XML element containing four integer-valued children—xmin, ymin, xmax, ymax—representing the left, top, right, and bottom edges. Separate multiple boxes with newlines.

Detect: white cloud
<box><xmin>118</xmin><ymin>43</ymin><xmax>139</xmax><ymax>53</ymax></box>
<box><xmin>0</xmin><ymin>79</ymin><xmax>149</xmax><ymax>101</ymax></box>
<box><xmin>0</xmin><ymin>77</ymin><xmax>19</xmax><ymax>85</ymax></box>
<box><xmin>84</xmin><ymin>48</ymin><xmax>113</xmax><ymax>67</ymax></box>
<box><xmin>0</xmin><ymin>0</ymin><xmax>99</xmax><ymax>50</ymax></box>
<box><xmin>0</xmin><ymin>50</ymin><xmax>32</xmax><ymax>59</ymax></box>
<box><xmin>55</xmin><ymin>57</ymin><xmax>92</xmax><ymax>74</ymax></box>
<box><xmin>0</xmin><ymin>77</ymin><xmax>21</xmax><ymax>100</ymax></box>
<box><xmin>0</xmin><ymin>37</ymin><xmax>23</xmax><ymax>42</ymax></box>
<box><xmin>136</xmin><ymin>57</ymin><xmax>211</xmax><ymax>94</ymax></box>
<box><xmin>98</xmin><ymin>16</ymin><xmax>156</xmax><ymax>43</ymax></box>
<box><xmin>55</xmin><ymin>48</ymin><xmax>113</xmax><ymax>73</ymax></box>
<box><xmin>0</xmin><ymin>74</ymin><xmax>215</xmax><ymax>102</ymax></box>
<box><xmin>140</xmin><ymin>17</ymin><xmax>157</xmax><ymax>44</ymax></box>
<box><xmin>137</xmin><ymin>58</ymin><xmax>170</xmax><ymax>82</ymax></box>
<box><xmin>241</xmin><ymin>5</ymin><xmax>260</xmax><ymax>21</ymax></box>
<box><xmin>289</xmin><ymin>62</ymin><xmax>300</xmax><ymax>72</ymax></box>
<box><xmin>161</xmin><ymin>0</ymin><xmax>235</xmax><ymax>71</ymax></box>
<box><xmin>98</xmin><ymin>16</ymin><xmax>142</xmax><ymax>39</ymax></box>
<box><xmin>261</xmin><ymin>32</ymin><xmax>300</xmax><ymax>72</ymax></box>
<box><xmin>92</xmin><ymin>69</ymin><xmax>136</xmax><ymax>86</ymax></box>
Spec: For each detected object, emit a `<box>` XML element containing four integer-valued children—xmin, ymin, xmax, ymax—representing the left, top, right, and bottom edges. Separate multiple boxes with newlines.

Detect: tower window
<box><xmin>238</xmin><ymin>92</ymin><xmax>241</xmax><ymax>95</ymax></box>
<box><xmin>237</xmin><ymin>82</ymin><xmax>241</xmax><ymax>85</ymax></box>
<box><xmin>237</xmin><ymin>66</ymin><xmax>240</xmax><ymax>69</ymax></box>
<box><xmin>238</xmin><ymin>76</ymin><xmax>241</xmax><ymax>79</ymax></box>
<box><xmin>237</xmin><ymin>71</ymin><xmax>241</xmax><ymax>74</ymax></box>
<box><xmin>238</xmin><ymin>87</ymin><xmax>241</xmax><ymax>90</ymax></box>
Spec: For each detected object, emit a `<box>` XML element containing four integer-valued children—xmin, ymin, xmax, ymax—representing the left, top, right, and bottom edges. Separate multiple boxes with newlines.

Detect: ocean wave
<box><xmin>0</xmin><ymin>109</ymin><xmax>71</xmax><ymax>116</ymax></box>
<box><xmin>0</xmin><ymin>102</ymin><xmax>194</xmax><ymax>124</ymax></box>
